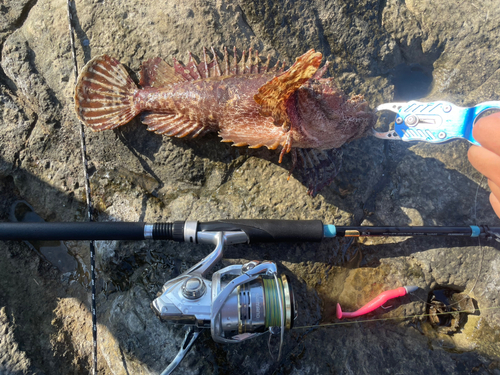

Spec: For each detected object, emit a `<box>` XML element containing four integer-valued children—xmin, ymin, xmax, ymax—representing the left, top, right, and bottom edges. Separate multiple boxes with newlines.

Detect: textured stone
<box><xmin>0</xmin><ymin>0</ymin><xmax>499</xmax><ymax>374</ymax></box>
<box><xmin>0</xmin><ymin>307</ymin><xmax>32</xmax><ymax>375</ymax></box>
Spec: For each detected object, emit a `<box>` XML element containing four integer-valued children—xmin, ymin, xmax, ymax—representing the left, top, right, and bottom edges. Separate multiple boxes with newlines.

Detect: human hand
<box><xmin>467</xmin><ymin>112</ymin><xmax>500</xmax><ymax>218</ymax></box>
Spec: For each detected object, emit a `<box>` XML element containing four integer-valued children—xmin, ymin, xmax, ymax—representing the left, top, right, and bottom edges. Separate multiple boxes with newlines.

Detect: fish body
<box><xmin>75</xmin><ymin>48</ymin><xmax>375</xmax><ymax>194</ymax></box>
<box><xmin>132</xmin><ymin>73</ymin><xmax>287</xmax><ymax>149</ymax></box>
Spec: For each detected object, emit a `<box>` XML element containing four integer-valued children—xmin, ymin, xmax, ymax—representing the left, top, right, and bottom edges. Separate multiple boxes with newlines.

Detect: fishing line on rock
<box><xmin>301</xmin><ymin>182</ymin><xmax>494</xmax><ymax>332</ymax></box>
<box><xmin>67</xmin><ymin>1</ymin><xmax>98</xmax><ymax>374</ymax></box>
<box><xmin>407</xmin><ymin>175</ymin><xmax>486</xmax><ymax>311</ymax></box>
<box><xmin>468</xmin><ymin>175</ymin><xmax>487</xmax><ymax>297</ymax></box>
<box><xmin>444</xmin><ymin>174</ymin><xmax>485</xmax><ymax>302</ymax></box>
<box><xmin>323</xmin><ymin>174</ymin><xmax>491</xmax><ymax>335</ymax></box>
<box><xmin>292</xmin><ymin>305</ymin><xmax>500</xmax><ymax>330</ymax></box>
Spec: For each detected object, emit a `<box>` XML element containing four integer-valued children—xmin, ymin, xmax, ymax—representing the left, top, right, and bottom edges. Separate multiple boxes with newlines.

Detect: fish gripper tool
<box><xmin>372</xmin><ymin>100</ymin><xmax>500</xmax><ymax>145</ymax></box>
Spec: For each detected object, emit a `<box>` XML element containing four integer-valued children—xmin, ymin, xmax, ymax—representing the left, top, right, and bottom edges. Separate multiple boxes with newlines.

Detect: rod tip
<box><xmin>336</xmin><ymin>303</ymin><xmax>343</xmax><ymax>319</ymax></box>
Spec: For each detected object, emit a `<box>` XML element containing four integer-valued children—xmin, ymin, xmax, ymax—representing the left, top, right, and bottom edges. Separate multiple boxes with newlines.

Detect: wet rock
<box><xmin>0</xmin><ymin>0</ymin><xmax>499</xmax><ymax>374</ymax></box>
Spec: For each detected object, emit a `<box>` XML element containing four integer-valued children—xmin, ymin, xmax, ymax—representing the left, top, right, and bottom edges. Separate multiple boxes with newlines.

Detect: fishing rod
<box><xmin>1</xmin><ymin>219</ymin><xmax>499</xmax><ymax>241</ymax></box>
<box><xmin>2</xmin><ymin>219</ymin><xmax>498</xmax><ymax>375</ymax></box>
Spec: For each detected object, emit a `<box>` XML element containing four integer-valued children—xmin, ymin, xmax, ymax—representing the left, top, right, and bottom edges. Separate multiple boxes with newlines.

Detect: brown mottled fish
<box><xmin>75</xmin><ymin>47</ymin><xmax>375</xmax><ymax>195</ymax></box>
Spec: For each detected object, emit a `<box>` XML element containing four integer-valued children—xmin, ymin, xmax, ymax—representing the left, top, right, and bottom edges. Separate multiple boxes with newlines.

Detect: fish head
<box><xmin>289</xmin><ymin>78</ymin><xmax>376</xmax><ymax>150</ymax></box>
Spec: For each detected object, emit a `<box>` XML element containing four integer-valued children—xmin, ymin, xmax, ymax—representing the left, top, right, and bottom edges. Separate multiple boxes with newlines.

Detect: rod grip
<box><xmin>198</xmin><ymin>219</ymin><xmax>324</xmax><ymax>243</ymax></box>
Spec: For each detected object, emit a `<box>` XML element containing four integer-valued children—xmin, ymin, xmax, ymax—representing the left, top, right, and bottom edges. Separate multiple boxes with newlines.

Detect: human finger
<box><xmin>473</xmin><ymin>112</ymin><xmax>500</xmax><ymax>155</ymax></box>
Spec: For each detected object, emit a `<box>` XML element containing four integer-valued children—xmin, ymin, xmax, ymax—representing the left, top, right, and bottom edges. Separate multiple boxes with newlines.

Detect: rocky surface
<box><xmin>1</xmin><ymin>0</ymin><xmax>500</xmax><ymax>374</ymax></box>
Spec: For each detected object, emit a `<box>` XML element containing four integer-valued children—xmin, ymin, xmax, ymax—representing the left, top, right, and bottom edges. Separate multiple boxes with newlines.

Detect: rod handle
<box><xmin>198</xmin><ymin>219</ymin><xmax>324</xmax><ymax>243</ymax></box>
<box><xmin>0</xmin><ymin>222</ymin><xmax>146</xmax><ymax>241</ymax></box>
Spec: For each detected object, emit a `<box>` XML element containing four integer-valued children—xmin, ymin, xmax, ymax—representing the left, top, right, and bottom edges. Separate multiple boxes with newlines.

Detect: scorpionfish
<box><xmin>75</xmin><ymin>47</ymin><xmax>375</xmax><ymax>195</ymax></box>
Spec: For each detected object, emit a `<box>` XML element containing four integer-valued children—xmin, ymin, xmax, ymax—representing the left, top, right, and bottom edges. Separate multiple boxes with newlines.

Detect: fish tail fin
<box><xmin>75</xmin><ymin>55</ymin><xmax>139</xmax><ymax>131</ymax></box>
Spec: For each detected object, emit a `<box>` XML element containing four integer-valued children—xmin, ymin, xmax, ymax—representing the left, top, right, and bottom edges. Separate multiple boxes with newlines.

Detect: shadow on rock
<box><xmin>1</xmin><ymin>140</ymin><xmax>500</xmax><ymax>374</ymax></box>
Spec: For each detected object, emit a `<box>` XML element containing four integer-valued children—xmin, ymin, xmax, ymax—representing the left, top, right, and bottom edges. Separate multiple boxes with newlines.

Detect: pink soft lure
<box><xmin>75</xmin><ymin>47</ymin><xmax>375</xmax><ymax>195</ymax></box>
<box><xmin>336</xmin><ymin>286</ymin><xmax>418</xmax><ymax>319</ymax></box>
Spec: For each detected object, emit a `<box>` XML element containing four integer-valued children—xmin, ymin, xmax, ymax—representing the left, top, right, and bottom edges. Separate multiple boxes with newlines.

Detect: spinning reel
<box><xmin>3</xmin><ymin>218</ymin><xmax>497</xmax><ymax>374</ymax></box>
<box><xmin>150</xmin><ymin>222</ymin><xmax>298</xmax><ymax>373</ymax></box>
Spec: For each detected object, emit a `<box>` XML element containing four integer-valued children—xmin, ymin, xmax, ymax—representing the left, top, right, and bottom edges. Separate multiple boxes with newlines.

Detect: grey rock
<box><xmin>0</xmin><ymin>0</ymin><xmax>499</xmax><ymax>374</ymax></box>
<box><xmin>0</xmin><ymin>0</ymin><xmax>36</xmax><ymax>47</ymax></box>
<box><xmin>0</xmin><ymin>307</ymin><xmax>32</xmax><ymax>375</ymax></box>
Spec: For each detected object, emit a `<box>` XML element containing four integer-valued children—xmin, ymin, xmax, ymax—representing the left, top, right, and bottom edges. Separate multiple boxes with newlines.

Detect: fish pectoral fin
<box><xmin>254</xmin><ymin>49</ymin><xmax>322</xmax><ymax>127</ymax></box>
<box><xmin>291</xmin><ymin>148</ymin><xmax>343</xmax><ymax>197</ymax></box>
<box><xmin>219</xmin><ymin>116</ymin><xmax>286</xmax><ymax>150</ymax></box>
<box><xmin>141</xmin><ymin>112</ymin><xmax>208</xmax><ymax>138</ymax></box>
<box><xmin>140</xmin><ymin>58</ymin><xmax>187</xmax><ymax>87</ymax></box>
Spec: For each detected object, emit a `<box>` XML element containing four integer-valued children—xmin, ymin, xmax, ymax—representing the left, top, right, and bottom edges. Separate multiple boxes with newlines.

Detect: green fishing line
<box><xmin>264</xmin><ymin>277</ymin><xmax>284</xmax><ymax>328</ymax></box>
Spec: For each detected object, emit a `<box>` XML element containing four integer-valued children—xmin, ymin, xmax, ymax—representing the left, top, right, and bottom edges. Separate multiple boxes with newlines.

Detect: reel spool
<box><xmin>211</xmin><ymin>264</ymin><xmax>295</xmax><ymax>343</ymax></box>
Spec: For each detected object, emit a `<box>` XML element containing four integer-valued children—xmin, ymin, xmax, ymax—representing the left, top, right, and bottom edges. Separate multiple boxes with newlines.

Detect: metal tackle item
<box><xmin>372</xmin><ymin>100</ymin><xmax>500</xmax><ymax>145</ymax></box>
<box><xmin>160</xmin><ymin>327</ymin><xmax>201</xmax><ymax>375</ymax></box>
<box><xmin>150</xmin><ymin>223</ymin><xmax>297</xmax><ymax>373</ymax></box>
<box><xmin>2</xmin><ymin>219</ymin><xmax>500</xmax><ymax>373</ymax></box>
